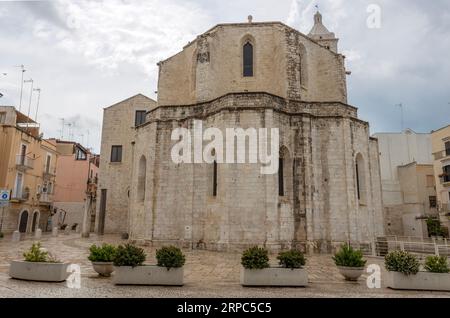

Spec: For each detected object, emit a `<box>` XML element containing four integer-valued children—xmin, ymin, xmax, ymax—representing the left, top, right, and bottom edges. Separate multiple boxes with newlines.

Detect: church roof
<box><xmin>103</xmin><ymin>93</ymin><xmax>156</xmax><ymax>110</ymax></box>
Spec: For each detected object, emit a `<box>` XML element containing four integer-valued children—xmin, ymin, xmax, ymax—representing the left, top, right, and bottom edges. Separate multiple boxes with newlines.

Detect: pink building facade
<box><xmin>51</xmin><ymin>140</ymin><xmax>99</xmax><ymax>231</ymax></box>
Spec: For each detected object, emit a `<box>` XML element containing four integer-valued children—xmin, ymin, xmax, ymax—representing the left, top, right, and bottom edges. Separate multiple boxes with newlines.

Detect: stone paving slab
<box><xmin>0</xmin><ymin>234</ymin><xmax>449</xmax><ymax>298</ymax></box>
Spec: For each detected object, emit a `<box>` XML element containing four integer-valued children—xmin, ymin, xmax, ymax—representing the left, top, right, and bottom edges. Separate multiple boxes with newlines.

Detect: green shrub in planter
<box><xmin>113</xmin><ymin>244</ymin><xmax>146</xmax><ymax>267</ymax></box>
<box><xmin>424</xmin><ymin>256</ymin><xmax>450</xmax><ymax>273</ymax></box>
<box><xmin>241</xmin><ymin>246</ymin><xmax>270</xmax><ymax>269</ymax></box>
<box><xmin>23</xmin><ymin>242</ymin><xmax>59</xmax><ymax>263</ymax></box>
<box><xmin>385</xmin><ymin>251</ymin><xmax>420</xmax><ymax>275</ymax></box>
<box><xmin>88</xmin><ymin>244</ymin><xmax>117</xmax><ymax>262</ymax></box>
<box><xmin>156</xmin><ymin>246</ymin><xmax>186</xmax><ymax>270</ymax></box>
<box><xmin>277</xmin><ymin>250</ymin><xmax>306</xmax><ymax>269</ymax></box>
<box><xmin>333</xmin><ymin>245</ymin><xmax>366</xmax><ymax>268</ymax></box>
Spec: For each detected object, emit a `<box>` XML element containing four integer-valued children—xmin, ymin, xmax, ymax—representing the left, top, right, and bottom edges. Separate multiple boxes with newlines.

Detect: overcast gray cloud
<box><xmin>0</xmin><ymin>0</ymin><xmax>449</xmax><ymax>153</ymax></box>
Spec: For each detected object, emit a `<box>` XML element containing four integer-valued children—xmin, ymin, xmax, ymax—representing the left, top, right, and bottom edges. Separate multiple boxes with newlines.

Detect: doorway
<box><xmin>98</xmin><ymin>189</ymin><xmax>107</xmax><ymax>235</ymax></box>
<box><xmin>19</xmin><ymin>210</ymin><xmax>29</xmax><ymax>233</ymax></box>
<box><xmin>31</xmin><ymin>211</ymin><xmax>40</xmax><ymax>232</ymax></box>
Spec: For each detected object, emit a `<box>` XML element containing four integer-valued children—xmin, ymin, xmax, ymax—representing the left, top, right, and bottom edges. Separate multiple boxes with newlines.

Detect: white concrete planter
<box><xmin>113</xmin><ymin>265</ymin><xmax>184</xmax><ymax>286</ymax></box>
<box><xmin>386</xmin><ymin>271</ymin><xmax>450</xmax><ymax>291</ymax></box>
<box><xmin>337</xmin><ymin>266</ymin><xmax>365</xmax><ymax>281</ymax></box>
<box><xmin>9</xmin><ymin>261</ymin><xmax>70</xmax><ymax>282</ymax></box>
<box><xmin>240</xmin><ymin>267</ymin><xmax>308</xmax><ymax>287</ymax></box>
<box><xmin>92</xmin><ymin>262</ymin><xmax>114</xmax><ymax>277</ymax></box>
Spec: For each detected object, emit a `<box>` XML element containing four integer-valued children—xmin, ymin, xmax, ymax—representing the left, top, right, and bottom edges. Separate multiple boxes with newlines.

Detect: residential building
<box><xmin>51</xmin><ymin>139</ymin><xmax>99</xmax><ymax>232</ymax></box>
<box><xmin>431</xmin><ymin>125</ymin><xmax>450</xmax><ymax>229</ymax></box>
<box><xmin>0</xmin><ymin>106</ymin><xmax>57</xmax><ymax>234</ymax></box>
<box><xmin>373</xmin><ymin>129</ymin><xmax>437</xmax><ymax>236</ymax></box>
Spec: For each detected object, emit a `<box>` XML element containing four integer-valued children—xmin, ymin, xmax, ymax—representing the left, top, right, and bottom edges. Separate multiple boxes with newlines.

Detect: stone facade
<box><xmin>96</xmin><ymin>94</ymin><xmax>157</xmax><ymax>234</ymax></box>
<box><xmin>99</xmin><ymin>13</ymin><xmax>385</xmax><ymax>252</ymax></box>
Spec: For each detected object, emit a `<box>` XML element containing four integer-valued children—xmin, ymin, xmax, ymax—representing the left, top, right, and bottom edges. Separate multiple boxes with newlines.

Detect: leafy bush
<box><xmin>113</xmin><ymin>244</ymin><xmax>146</xmax><ymax>267</ymax></box>
<box><xmin>277</xmin><ymin>250</ymin><xmax>306</xmax><ymax>269</ymax></box>
<box><xmin>156</xmin><ymin>246</ymin><xmax>186</xmax><ymax>269</ymax></box>
<box><xmin>88</xmin><ymin>244</ymin><xmax>117</xmax><ymax>262</ymax></box>
<box><xmin>0</xmin><ymin>232</ymin><xmax>4</xmax><ymax>239</ymax></box>
<box><xmin>385</xmin><ymin>251</ymin><xmax>420</xmax><ymax>275</ymax></box>
<box><xmin>424</xmin><ymin>256</ymin><xmax>450</xmax><ymax>273</ymax></box>
<box><xmin>427</xmin><ymin>217</ymin><xmax>446</xmax><ymax>237</ymax></box>
<box><xmin>333</xmin><ymin>245</ymin><xmax>367</xmax><ymax>268</ymax></box>
<box><xmin>241</xmin><ymin>246</ymin><xmax>270</xmax><ymax>269</ymax></box>
<box><xmin>23</xmin><ymin>242</ymin><xmax>59</xmax><ymax>263</ymax></box>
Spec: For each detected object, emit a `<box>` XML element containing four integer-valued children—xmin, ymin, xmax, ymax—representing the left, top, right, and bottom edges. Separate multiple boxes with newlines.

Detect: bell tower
<box><xmin>308</xmin><ymin>11</ymin><xmax>339</xmax><ymax>53</ymax></box>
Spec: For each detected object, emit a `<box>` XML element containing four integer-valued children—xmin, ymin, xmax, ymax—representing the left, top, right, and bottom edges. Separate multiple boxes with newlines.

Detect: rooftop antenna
<box><xmin>59</xmin><ymin>118</ymin><xmax>65</xmax><ymax>139</ymax></box>
<box><xmin>395</xmin><ymin>103</ymin><xmax>404</xmax><ymax>132</ymax></box>
<box><xmin>24</xmin><ymin>78</ymin><xmax>34</xmax><ymax>131</ymax></box>
<box><xmin>86</xmin><ymin>129</ymin><xmax>90</xmax><ymax>149</ymax></box>
<box><xmin>33</xmin><ymin>88</ymin><xmax>41</xmax><ymax>122</ymax></box>
<box><xmin>15</xmin><ymin>65</ymin><xmax>26</xmax><ymax>112</ymax></box>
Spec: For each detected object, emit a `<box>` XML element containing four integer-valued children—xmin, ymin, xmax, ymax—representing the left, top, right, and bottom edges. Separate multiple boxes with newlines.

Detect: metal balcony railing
<box><xmin>16</xmin><ymin>155</ymin><xmax>34</xmax><ymax>170</ymax></box>
<box><xmin>43</xmin><ymin>165</ymin><xmax>56</xmax><ymax>178</ymax></box>
<box><xmin>39</xmin><ymin>193</ymin><xmax>53</xmax><ymax>204</ymax></box>
<box><xmin>87</xmin><ymin>176</ymin><xmax>98</xmax><ymax>185</ymax></box>
<box><xmin>11</xmin><ymin>187</ymin><xmax>30</xmax><ymax>201</ymax></box>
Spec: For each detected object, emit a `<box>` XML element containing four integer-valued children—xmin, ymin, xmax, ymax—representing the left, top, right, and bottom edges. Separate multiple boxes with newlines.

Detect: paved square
<box><xmin>1</xmin><ymin>234</ymin><xmax>449</xmax><ymax>298</ymax></box>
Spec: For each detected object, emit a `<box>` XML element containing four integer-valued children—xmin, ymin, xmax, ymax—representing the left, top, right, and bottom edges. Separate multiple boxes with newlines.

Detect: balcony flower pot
<box><xmin>337</xmin><ymin>266</ymin><xmax>365</xmax><ymax>281</ymax></box>
<box><xmin>9</xmin><ymin>260</ymin><xmax>70</xmax><ymax>282</ymax></box>
<box><xmin>113</xmin><ymin>265</ymin><xmax>184</xmax><ymax>286</ymax></box>
<box><xmin>92</xmin><ymin>262</ymin><xmax>114</xmax><ymax>277</ymax></box>
<box><xmin>386</xmin><ymin>271</ymin><xmax>450</xmax><ymax>291</ymax></box>
<box><xmin>240</xmin><ymin>267</ymin><xmax>308</xmax><ymax>287</ymax></box>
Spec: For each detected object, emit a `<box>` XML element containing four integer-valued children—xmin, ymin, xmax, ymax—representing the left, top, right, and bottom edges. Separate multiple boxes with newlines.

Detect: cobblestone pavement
<box><xmin>0</xmin><ymin>233</ymin><xmax>449</xmax><ymax>298</ymax></box>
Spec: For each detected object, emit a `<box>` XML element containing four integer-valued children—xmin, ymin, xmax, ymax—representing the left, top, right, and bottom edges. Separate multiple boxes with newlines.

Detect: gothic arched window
<box><xmin>243</xmin><ymin>42</ymin><xmax>253</xmax><ymax>77</ymax></box>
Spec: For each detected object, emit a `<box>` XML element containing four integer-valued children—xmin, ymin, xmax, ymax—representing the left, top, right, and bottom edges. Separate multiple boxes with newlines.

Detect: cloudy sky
<box><xmin>1</xmin><ymin>0</ymin><xmax>449</xmax><ymax>153</ymax></box>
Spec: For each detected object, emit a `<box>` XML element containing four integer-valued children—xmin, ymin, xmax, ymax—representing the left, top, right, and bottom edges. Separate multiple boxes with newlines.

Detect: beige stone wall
<box><xmin>128</xmin><ymin>93</ymin><xmax>383</xmax><ymax>252</ymax></box>
<box><xmin>157</xmin><ymin>23</ymin><xmax>347</xmax><ymax>106</ymax></box>
<box><xmin>96</xmin><ymin>94</ymin><xmax>157</xmax><ymax>234</ymax></box>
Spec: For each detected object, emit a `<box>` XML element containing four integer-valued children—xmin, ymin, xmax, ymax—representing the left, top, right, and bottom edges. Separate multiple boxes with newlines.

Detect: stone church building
<box><xmin>97</xmin><ymin>12</ymin><xmax>384</xmax><ymax>253</ymax></box>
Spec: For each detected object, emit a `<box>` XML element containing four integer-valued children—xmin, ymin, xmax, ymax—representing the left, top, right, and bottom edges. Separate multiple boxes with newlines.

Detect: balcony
<box><xmin>87</xmin><ymin>176</ymin><xmax>98</xmax><ymax>185</ymax></box>
<box><xmin>16</xmin><ymin>155</ymin><xmax>34</xmax><ymax>171</ymax></box>
<box><xmin>10</xmin><ymin>187</ymin><xmax>30</xmax><ymax>202</ymax></box>
<box><xmin>43</xmin><ymin>165</ymin><xmax>56</xmax><ymax>179</ymax></box>
<box><xmin>434</xmin><ymin>149</ymin><xmax>450</xmax><ymax>160</ymax></box>
<box><xmin>38</xmin><ymin>192</ymin><xmax>53</xmax><ymax>205</ymax></box>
